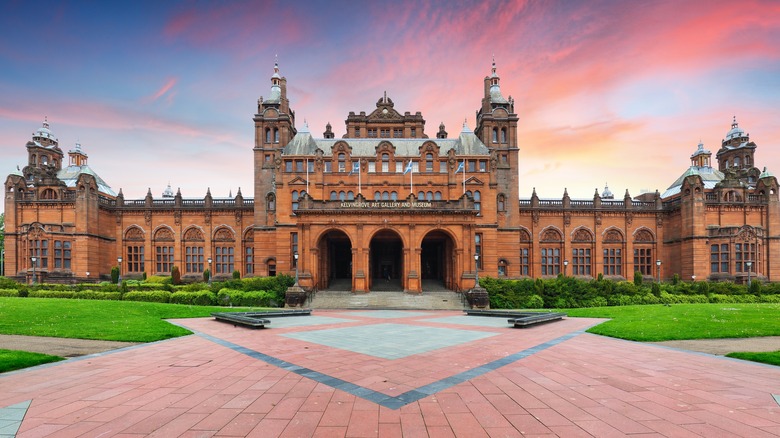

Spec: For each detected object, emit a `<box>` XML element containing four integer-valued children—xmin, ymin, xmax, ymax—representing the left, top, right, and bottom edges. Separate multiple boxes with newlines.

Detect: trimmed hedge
<box><xmin>170</xmin><ymin>291</ymin><xmax>216</xmax><ymax>306</ymax></box>
<box><xmin>77</xmin><ymin>290</ymin><xmax>122</xmax><ymax>301</ymax></box>
<box><xmin>122</xmin><ymin>290</ymin><xmax>171</xmax><ymax>303</ymax></box>
<box><xmin>0</xmin><ymin>289</ymin><xmax>20</xmax><ymax>297</ymax></box>
<box><xmin>28</xmin><ymin>290</ymin><xmax>77</xmax><ymax>299</ymax></box>
<box><xmin>217</xmin><ymin>289</ymin><xmax>276</xmax><ymax>307</ymax></box>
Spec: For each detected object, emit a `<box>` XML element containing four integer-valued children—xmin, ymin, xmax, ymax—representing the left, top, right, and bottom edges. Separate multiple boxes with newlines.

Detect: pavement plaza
<box><xmin>1</xmin><ymin>310</ymin><xmax>780</xmax><ymax>437</ymax></box>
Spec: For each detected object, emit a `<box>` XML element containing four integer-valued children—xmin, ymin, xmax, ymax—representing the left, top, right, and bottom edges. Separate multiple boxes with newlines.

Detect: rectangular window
<box><xmin>368</xmin><ymin>128</ymin><xmax>377</xmax><ymax>138</ymax></box>
<box><xmin>541</xmin><ymin>247</ymin><xmax>560</xmax><ymax>276</ymax></box>
<box><xmin>468</xmin><ymin>161</ymin><xmax>476</xmax><ymax>172</ymax></box>
<box><xmin>295</xmin><ymin>160</ymin><xmax>304</xmax><ymax>172</ymax></box>
<box><xmin>396</xmin><ymin>162</ymin><xmax>403</xmax><ymax>173</ymax></box>
<box><xmin>185</xmin><ymin>246</ymin><xmax>204</xmax><ymax>273</ymax></box>
<box><xmin>439</xmin><ymin>161</ymin><xmax>447</xmax><ymax>173</ymax></box>
<box><xmin>572</xmin><ymin>248</ymin><xmax>591</xmax><ymax>276</ymax></box>
<box><xmin>368</xmin><ymin>162</ymin><xmax>376</xmax><ymax>173</ymax></box>
<box><xmin>354</xmin><ymin>127</ymin><xmax>361</xmax><ymax>138</ymax></box>
<box><xmin>291</xmin><ymin>233</ymin><xmax>299</xmax><ymax>268</ymax></box>
<box><xmin>634</xmin><ymin>248</ymin><xmax>653</xmax><ymax>275</ymax></box>
<box><xmin>215</xmin><ymin>246</ymin><xmax>234</xmax><ymax>274</ymax></box>
<box><xmin>393</xmin><ymin>128</ymin><xmax>403</xmax><ymax>138</ymax></box>
<box><xmin>603</xmin><ymin>248</ymin><xmax>622</xmax><ymax>276</ymax></box>
<box><xmin>475</xmin><ymin>233</ymin><xmax>482</xmax><ymax>269</ymax></box>
<box><xmin>735</xmin><ymin>243</ymin><xmax>757</xmax><ymax>273</ymax></box>
<box><xmin>710</xmin><ymin>244</ymin><xmax>729</xmax><ymax>273</ymax></box>
<box><xmin>156</xmin><ymin>246</ymin><xmax>174</xmax><ymax>274</ymax></box>
<box><xmin>307</xmin><ymin>161</ymin><xmax>315</xmax><ymax>173</ymax></box>
<box><xmin>54</xmin><ymin>240</ymin><xmax>71</xmax><ymax>270</ymax></box>
<box><xmin>479</xmin><ymin>161</ymin><xmax>487</xmax><ymax>172</ymax></box>
<box><xmin>285</xmin><ymin>161</ymin><xmax>293</xmax><ymax>172</ymax></box>
<box><xmin>245</xmin><ymin>246</ymin><xmax>254</xmax><ymax>275</ymax></box>
<box><xmin>29</xmin><ymin>239</ymin><xmax>49</xmax><ymax>269</ymax></box>
<box><xmin>520</xmin><ymin>247</ymin><xmax>529</xmax><ymax>276</ymax></box>
<box><xmin>324</xmin><ymin>161</ymin><xmax>332</xmax><ymax>172</ymax></box>
<box><xmin>410</xmin><ymin>128</ymin><xmax>416</xmax><ymax>137</ymax></box>
<box><xmin>380</xmin><ymin>128</ymin><xmax>390</xmax><ymax>138</ymax></box>
<box><xmin>126</xmin><ymin>245</ymin><xmax>144</xmax><ymax>273</ymax></box>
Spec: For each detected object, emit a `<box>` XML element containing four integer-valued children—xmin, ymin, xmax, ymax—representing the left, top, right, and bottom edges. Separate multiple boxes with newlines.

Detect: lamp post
<box><xmin>31</xmin><ymin>256</ymin><xmax>37</xmax><ymax>285</ymax></box>
<box><xmin>1</xmin><ymin>249</ymin><xmax>4</xmax><ymax>277</ymax></box>
<box><xmin>563</xmin><ymin>259</ymin><xmax>569</xmax><ymax>277</ymax></box>
<box><xmin>691</xmin><ymin>275</ymin><xmax>696</xmax><ymax>282</ymax></box>
<box><xmin>207</xmin><ymin>257</ymin><xmax>213</xmax><ymax>286</ymax></box>
<box><xmin>293</xmin><ymin>251</ymin><xmax>299</xmax><ymax>286</ymax></box>
<box><xmin>86</xmin><ymin>271</ymin><xmax>90</xmax><ymax>283</ymax></box>
<box><xmin>117</xmin><ymin>256</ymin><xmax>123</xmax><ymax>286</ymax></box>
<box><xmin>656</xmin><ymin>259</ymin><xmax>662</xmax><ymax>284</ymax></box>
<box><xmin>746</xmin><ymin>260</ymin><xmax>753</xmax><ymax>288</ymax></box>
<box><xmin>474</xmin><ymin>253</ymin><xmax>480</xmax><ymax>287</ymax></box>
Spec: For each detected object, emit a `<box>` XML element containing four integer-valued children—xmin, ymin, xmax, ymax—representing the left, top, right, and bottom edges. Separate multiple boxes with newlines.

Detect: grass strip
<box><xmin>0</xmin><ymin>297</ymin><xmax>257</xmax><ymax>342</ymax></box>
<box><xmin>726</xmin><ymin>351</ymin><xmax>780</xmax><ymax>367</ymax></box>
<box><xmin>0</xmin><ymin>349</ymin><xmax>64</xmax><ymax>373</ymax></box>
<box><xmin>565</xmin><ymin>303</ymin><xmax>780</xmax><ymax>342</ymax></box>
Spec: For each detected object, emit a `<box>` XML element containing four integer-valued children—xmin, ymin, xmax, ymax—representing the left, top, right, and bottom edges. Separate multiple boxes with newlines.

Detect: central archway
<box><xmin>421</xmin><ymin>230</ymin><xmax>456</xmax><ymax>291</ymax></box>
<box><xmin>317</xmin><ymin>229</ymin><xmax>352</xmax><ymax>290</ymax></box>
<box><xmin>369</xmin><ymin>229</ymin><xmax>404</xmax><ymax>291</ymax></box>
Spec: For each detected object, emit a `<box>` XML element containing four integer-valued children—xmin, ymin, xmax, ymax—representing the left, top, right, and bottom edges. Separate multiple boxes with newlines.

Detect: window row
<box><xmin>284</xmin><ymin>155</ymin><xmax>489</xmax><ymax>174</ymax></box>
<box><xmin>26</xmin><ymin>239</ymin><xmax>71</xmax><ymax>270</ymax></box>
<box><xmin>123</xmin><ymin>245</ymin><xmax>254</xmax><ymax>276</ymax></box>
<box><xmin>508</xmin><ymin>247</ymin><xmax>654</xmax><ymax>278</ymax></box>
<box><xmin>710</xmin><ymin>243</ymin><xmax>761</xmax><ymax>274</ymax></box>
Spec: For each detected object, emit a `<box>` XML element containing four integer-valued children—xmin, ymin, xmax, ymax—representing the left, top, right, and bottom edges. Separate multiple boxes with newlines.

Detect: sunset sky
<box><xmin>2</xmin><ymin>0</ymin><xmax>779</xmax><ymax>214</ymax></box>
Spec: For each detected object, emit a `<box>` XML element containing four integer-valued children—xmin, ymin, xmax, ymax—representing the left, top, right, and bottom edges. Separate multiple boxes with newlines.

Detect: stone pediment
<box><xmin>288</xmin><ymin>176</ymin><xmax>308</xmax><ymax>186</ymax></box>
<box><xmin>367</xmin><ymin>94</ymin><xmax>403</xmax><ymax>121</ymax></box>
<box><xmin>465</xmin><ymin>176</ymin><xmax>485</xmax><ymax>186</ymax></box>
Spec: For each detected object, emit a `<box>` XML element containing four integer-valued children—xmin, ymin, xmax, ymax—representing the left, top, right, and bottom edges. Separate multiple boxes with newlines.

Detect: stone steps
<box><xmin>309</xmin><ymin>290</ymin><xmax>466</xmax><ymax>310</ymax></box>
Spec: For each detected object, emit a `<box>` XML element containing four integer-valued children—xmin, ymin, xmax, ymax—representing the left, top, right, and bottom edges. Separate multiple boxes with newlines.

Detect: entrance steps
<box><xmin>309</xmin><ymin>290</ymin><xmax>466</xmax><ymax>310</ymax></box>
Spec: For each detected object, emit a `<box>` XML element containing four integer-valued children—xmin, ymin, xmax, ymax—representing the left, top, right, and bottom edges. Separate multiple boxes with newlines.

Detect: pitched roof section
<box><xmin>57</xmin><ymin>165</ymin><xmax>117</xmax><ymax>196</ymax></box>
<box><xmin>661</xmin><ymin>166</ymin><xmax>724</xmax><ymax>199</ymax></box>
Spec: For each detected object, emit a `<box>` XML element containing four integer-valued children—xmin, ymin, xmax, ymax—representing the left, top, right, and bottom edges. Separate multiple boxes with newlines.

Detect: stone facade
<box><xmin>4</xmin><ymin>62</ymin><xmax>779</xmax><ymax>290</ymax></box>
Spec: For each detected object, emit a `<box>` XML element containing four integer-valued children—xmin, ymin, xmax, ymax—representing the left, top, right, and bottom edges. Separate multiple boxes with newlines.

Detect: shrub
<box><xmin>142</xmin><ymin>271</ymin><xmax>147</xmax><ymax>281</ymax></box>
<box><xmin>170</xmin><ymin>291</ymin><xmax>216</xmax><ymax>306</ymax></box>
<box><xmin>524</xmin><ymin>294</ymin><xmax>545</xmax><ymax>309</ymax></box>
<box><xmin>0</xmin><ymin>289</ymin><xmax>20</xmax><ymax>297</ymax></box>
<box><xmin>203</xmin><ymin>269</ymin><xmax>210</xmax><ymax>283</ymax></box>
<box><xmin>217</xmin><ymin>288</ymin><xmax>275</xmax><ymax>307</ymax></box>
<box><xmin>111</xmin><ymin>266</ymin><xmax>119</xmax><ymax>284</ymax></box>
<box><xmin>28</xmin><ymin>290</ymin><xmax>77</xmax><ymax>299</ymax></box>
<box><xmin>0</xmin><ymin>278</ymin><xmax>21</xmax><ymax>289</ymax></box>
<box><xmin>672</xmin><ymin>273</ymin><xmax>680</xmax><ymax>285</ymax></box>
<box><xmin>760</xmin><ymin>294</ymin><xmax>780</xmax><ymax>303</ymax></box>
<box><xmin>633</xmin><ymin>271</ymin><xmax>643</xmax><ymax>286</ymax></box>
<box><xmin>76</xmin><ymin>290</ymin><xmax>122</xmax><ymax>300</ymax></box>
<box><xmin>232</xmin><ymin>270</ymin><xmax>240</xmax><ymax>280</ymax></box>
<box><xmin>123</xmin><ymin>290</ymin><xmax>171</xmax><ymax>303</ymax></box>
<box><xmin>171</xmin><ymin>266</ymin><xmax>181</xmax><ymax>285</ymax></box>
<box><xmin>145</xmin><ymin>275</ymin><xmax>170</xmax><ymax>284</ymax></box>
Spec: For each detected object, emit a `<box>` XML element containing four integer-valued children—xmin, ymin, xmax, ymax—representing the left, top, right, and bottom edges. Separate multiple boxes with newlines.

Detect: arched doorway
<box><xmin>317</xmin><ymin>230</ymin><xmax>352</xmax><ymax>290</ymax></box>
<box><xmin>369</xmin><ymin>229</ymin><xmax>404</xmax><ymax>291</ymax></box>
<box><xmin>421</xmin><ymin>230</ymin><xmax>456</xmax><ymax>291</ymax></box>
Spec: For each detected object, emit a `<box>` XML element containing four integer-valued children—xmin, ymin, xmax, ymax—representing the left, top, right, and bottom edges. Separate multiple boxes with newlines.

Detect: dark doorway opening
<box><xmin>369</xmin><ymin>230</ymin><xmax>403</xmax><ymax>291</ymax></box>
<box><xmin>421</xmin><ymin>230</ymin><xmax>455</xmax><ymax>291</ymax></box>
<box><xmin>318</xmin><ymin>230</ymin><xmax>352</xmax><ymax>290</ymax></box>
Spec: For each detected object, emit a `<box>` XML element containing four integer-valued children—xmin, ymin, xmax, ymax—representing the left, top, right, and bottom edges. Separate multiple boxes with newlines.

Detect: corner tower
<box><xmin>254</xmin><ymin>60</ymin><xmax>297</xmax><ymax>228</ymax></box>
<box><xmin>474</xmin><ymin>59</ymin><xmax>520</xmax><ymax>226</ymax></box>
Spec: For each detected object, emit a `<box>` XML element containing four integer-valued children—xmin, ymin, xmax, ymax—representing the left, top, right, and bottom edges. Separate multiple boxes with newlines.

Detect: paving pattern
<box><xmin>1</xmin><ymin>310</ymin><xmax>779</xmax><ymax>437</ymax></box>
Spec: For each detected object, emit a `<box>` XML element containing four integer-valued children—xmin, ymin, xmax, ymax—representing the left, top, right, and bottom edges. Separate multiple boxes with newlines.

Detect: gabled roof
<box><xmin>282</xmin><ymin>131</ymin><xmax>490</xmax><ymax>157</ymax></box>
<box><xmin>661</xmin><ymin>166</ymin><xmax>723</xmax><ymax>199</ymax></box>
<box><xmin>57</xmin><ymin>165</ymin><xmax>116</xmax><ymax>196</ymax></box>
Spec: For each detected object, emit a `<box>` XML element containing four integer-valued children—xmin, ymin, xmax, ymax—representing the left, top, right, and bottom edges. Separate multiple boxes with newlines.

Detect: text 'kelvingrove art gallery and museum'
<box><xmin>4</xmin><ymin>62</ymin><xmax>780</xmax><ymax>297</ymax></box>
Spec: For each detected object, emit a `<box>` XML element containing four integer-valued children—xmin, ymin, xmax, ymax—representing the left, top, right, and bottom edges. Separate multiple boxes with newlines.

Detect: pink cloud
<box><xmin>143</xmin><ymin>77</ymin><xmax>177</xmax><ymax>104</ymax></box>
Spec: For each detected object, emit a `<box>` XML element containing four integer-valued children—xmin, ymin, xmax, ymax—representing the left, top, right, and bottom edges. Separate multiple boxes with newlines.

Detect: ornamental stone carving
<box><xmin>603</xmin><ymin>229</ymin><xmax>623</xmax><ymax>243</ymax></box>
<box><xmin>634</xmin><ymin>229</ymin><xmax>654</xmax><ymax>243</ymax></box>
<box><xmin>183</xmin><ymin>227</ymin><xmax>204</xmax><ymax>241</ymax></box>
<box><xmin>154</xmin><ymin>227</ymin><xmax>175</xmax><ymax>242</ymax></box>
<box><xmin>125</xmin><ymin>227</ymin><xmax>145</xmax><ymax>241</ymax></box>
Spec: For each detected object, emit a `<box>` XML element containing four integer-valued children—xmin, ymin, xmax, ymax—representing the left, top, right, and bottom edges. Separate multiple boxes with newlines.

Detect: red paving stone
<box><xmin>1</xmin><ymin>309</ymin><xmax>779</xmax><ymax>437</ymax></box>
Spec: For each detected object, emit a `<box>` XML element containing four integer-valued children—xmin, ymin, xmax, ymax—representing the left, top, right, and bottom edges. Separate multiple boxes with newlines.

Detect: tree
<box><xmin>0</xmin><ymin>212</ymin><xmax>4</xmax><ymax>276</ymax></box>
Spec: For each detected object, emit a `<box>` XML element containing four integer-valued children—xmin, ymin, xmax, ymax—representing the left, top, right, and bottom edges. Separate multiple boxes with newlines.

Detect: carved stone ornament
<box><xmin>595</xmin><ymin>212</ymin><xmax>602</xmax><ymax>226</ymax></box>
<box><xmin>519</xmin><ymin>229</ymin><xmax>531</xmax><ymax>242</ymax></box>
<box><xmin>214</xmin><ymin>228</ymin><xmax>235</xmax><ymax>242</ymax></box>
<box><xmin>125</xmin><ymin>227</ymin><xmax>145</xmax><ymax>241</ymax></box>
<box><xmin>235</xmin><ymin>211</ymin><xmax>242</xmax><ymax>225</ymax></box>
<box><xmin>244</xmin><ymin>229</ymin><xmax>254</xmax><ymax>242</ymax></box>
<box><xmin>563</xmin><ymin>213</ymin><xmax>571</xmax><ymax>226</ymax></box>
<box><xmin>183</xmin><ymin>227</ymin><xmax>204</xmax><ymax>241</ymax></box>
<box><xmin>656</xmin><ymin>213</ymin><xmax>663</xmax><ymax>227</ymax></box>
<box><xmin>603</xmin><ymin>229</ymin><xmax>623</xmax><ymax>243</ymax></box>
<box><xmin>541</xmin><ymin>228</ymin><xmax>562</xmax><ymax>242</ymax></box>
<box><xmin>626</xmin><ymin>212</ymin><xmax>634</xmax><ymax>226</ymax></box>
<box><xmin>204</xmin><ymin>211</ymin><xmax>212</xmax><ymax>225</ymax></box>
<box><xmin>174</xmin><ymin>211</ymin><xmax>181</xmax><ymax>225</ymax></box>
<box><xmin>144</xmin><ymin>210</ymin><xmax>152</xmax><ymax>226</ymax></box>
<box><xmin>116</xmin><ymin>212</ymin><xmax>123</xmax><ymax>225</ymax></box>
<box><xmin>572</xmin><ymin>228</ymin><xmax>594</xmax><ymax>242</ymax></box>
<box><xmin>634</xmin><ymin>229</ymin><xmax>654</xmax><ymax>243</ymax></box>
<box><xmin>155</xmin><ymin>227</ymin><xmax>175</xmax><ymax>242</ymax></box>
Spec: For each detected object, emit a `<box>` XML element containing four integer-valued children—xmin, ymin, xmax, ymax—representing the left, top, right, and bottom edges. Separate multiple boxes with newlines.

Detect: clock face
<box><xmin>382</xmin><ymin>108</ymin><xmax>388</xmax><ymax>114</ymax></box>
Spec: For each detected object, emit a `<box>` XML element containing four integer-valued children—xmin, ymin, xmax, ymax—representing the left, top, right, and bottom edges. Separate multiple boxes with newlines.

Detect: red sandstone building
<box><xmin>4</xmin><ymin>62</ymin><xmax>779</xmax><ymax>291</ymax></box>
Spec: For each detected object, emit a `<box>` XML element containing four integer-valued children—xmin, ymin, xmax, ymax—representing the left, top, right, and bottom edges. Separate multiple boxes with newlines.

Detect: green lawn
<box><xmin>0</xmin><ymin>297</ymin><xmax>253</xmax><ymax>342</ymax></box>
<box><xmin>726</xmin><ymin>351</ymin><xmax>780</xmax><ymax>366</ymax></box>
<box><xmin>0</xmin><ymin>349</ymin><xmax>64</xmax><ymax>373</ymax></box>
<box><xmin>565</xmin><ymin>303</ymin><xmax>780</xmax><ymax>342</ymax></box>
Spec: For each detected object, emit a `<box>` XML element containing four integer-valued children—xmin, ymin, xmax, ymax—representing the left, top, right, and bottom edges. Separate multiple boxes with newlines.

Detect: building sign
<box><xmin>340</xmin><ymin>201</ymin><xmax>433</xmax><ymax>209</ymax></box>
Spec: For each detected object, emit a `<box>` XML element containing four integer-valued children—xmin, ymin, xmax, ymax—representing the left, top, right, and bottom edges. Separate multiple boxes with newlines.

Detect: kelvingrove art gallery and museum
<box><xmin>4</xmin><ymin>62</ymin><xmax>779</xmax><ymax>298</ymax></box>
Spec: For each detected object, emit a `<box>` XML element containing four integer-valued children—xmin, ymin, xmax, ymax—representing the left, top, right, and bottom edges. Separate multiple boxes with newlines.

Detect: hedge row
<box><xmin>481</xmin><ymin>276</ymin><xmax>780</xmax><ymax>309</ymax></box>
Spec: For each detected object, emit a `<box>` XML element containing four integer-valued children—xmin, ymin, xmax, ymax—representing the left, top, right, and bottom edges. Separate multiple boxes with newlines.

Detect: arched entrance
<box><xmin>369</xmin><ymin>229</ymin><xmax>404</xmax><ymax>291</ymax></box>
<box><xmin>317</xmin><ymin>229</ymin><xmax>352</xmax><ymax>290</ymax></box>
<box><xmin>421</xmin><ymin>230</ymin><xmax>456</xmax><ymax>291</ymax></box>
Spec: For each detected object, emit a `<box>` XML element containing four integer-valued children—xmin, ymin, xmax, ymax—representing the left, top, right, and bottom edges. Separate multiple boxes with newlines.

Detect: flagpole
<box><xmin>462</xmin><ymin>159</ymin><xmax>466</xmax><ymax>195</ymax></box>
<box><xmin>358</xmin><ymin>161</ymin><xmax>361</xmax><ymax>195</ymax></box>
<box><xmin>306</xmin><ymin>159</ymin><xmax>309</xmax><ymax>193</ymax></box>
<box><xmin>411</xmin><ymin>160</ymin><xmax>414</xmax><ymax>195</ymax></box>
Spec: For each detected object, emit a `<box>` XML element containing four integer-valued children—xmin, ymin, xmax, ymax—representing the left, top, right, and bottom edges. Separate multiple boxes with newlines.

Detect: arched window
<box><xmin>633</xmin><ymin>229</ymin><xmax>655</xmax><ymax>276</ymax></box>
<box><xmin>41</xmin><ymin>189</ymin><xmax>57</xmax><ymax>200</ymax></box>
<box><xmin>734</xmin><ymin>157</ymin><xmax>741</xmax><ymax>167</ymax></box>
<box><xmin>41</xmin><ymin>155</ymin><xmax>48</xmax><ymax>165</ymax></box>
<box><xmin>374</xmin><ymin>191</ymin><xmax>381</xmax><ymax>201</ymax></box>
<box><xmin>602</xmin><ymin>229</ymin><xmax>624</xmax><ymax>276</ymax></box>
<box><xmin>426</xmin><ymin>191</ymin><xmax>433</xmax><ymax>201</ymax></box>
<box><xmin>498</xmin><ymin>259</ymin><xmax>507</xmax><ymax>277</ymax></box>
<box><xmin>473</xmin><ymin>190</ymin><xmax>481</xmax><ymax>213</ymax></box>
<box><xmin>434</xmin><ymin>191</ymin><xmax>442</xmax><ymax>200</ymax></box>
<box><xmin>540</xmin><ymin>228</ymin><xmax>563</xmax><ymax>276</ymax></box>
<box><xmin>571</xmin><ymin>228</ymin><xmax>594</xmax><ymax>277</ymax></box>
<box><xmin>347</xmin><ymin>191</ymin><xmax>354</xmax><ymax>200</ymax></box>
<box><xmin>266</xmin><ymin>193</ymin><xmax>276</xmax><ymax>211</ymax></box>
<box><xmin>339</xmin><ymin>191</ymin><xmax>346</xmax><ymax>201</ymax></box>
<box><xmin>213</xmin><ymin>228</ymin><xmax>236</xmax><ymax>275</ymax></box>
<box><xmin>391</xmin><ymin>191</ymin><xmax>398</xmax><ymax>200</ymax></box>
<box><xmin>382</xmin><ymin>153</ymin><xmax>390</xmax><ymax>172</ymax></box>
<box><xmin>291</xmin><ymin>190</ymin><xmax>300</xmax><ymax>212</ymax></box>
<box><xmin>330</xmin><ymin>191</ymin><xmax>338</xmax><ymax>201</ymax></box>
<box><xmin>745</xmin><ymin>155</ymin><xmax>751</xmax><ymax>166</ymax></box>
<box><xmin>500</xmin><ymin>128</ymin><xmax>507</xmax><ymax>143</ymax></box>
<box><xmin>426</xmin><ymin>153</ymin><xmax>434</xmax><ymax>172</ymax></box>
<box><xmin>492</xmin><ymin>128</ymin><xmax>498</xmax><ymax>143</ymax></box>
<box><xmin>382</xmin><ymin>191</ymin><xmax>390</xmax><ymax>200</ymax></box>
<box><xmin>265</xmin><ymin>128</ymin><xmax>271</xmax><ymax>143</ymax></box>
<box><xmin>418</xmin><ymin>191</ymin><xmax>425</xmax><ymax>199</ymax></box>
<box><xmin>497</xmin><ymin>194</ymin><xmax>506</xmax><ymax>212</ymax></box>
<box><xmin>30</xmin><ymin>154</ymin><xmax>36</xmax><ymax>165</ymax></box>
<box><xmin>274</xmin><ymin>129</ymin><xmax>280</xmax><ymax>143</ymax></box>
